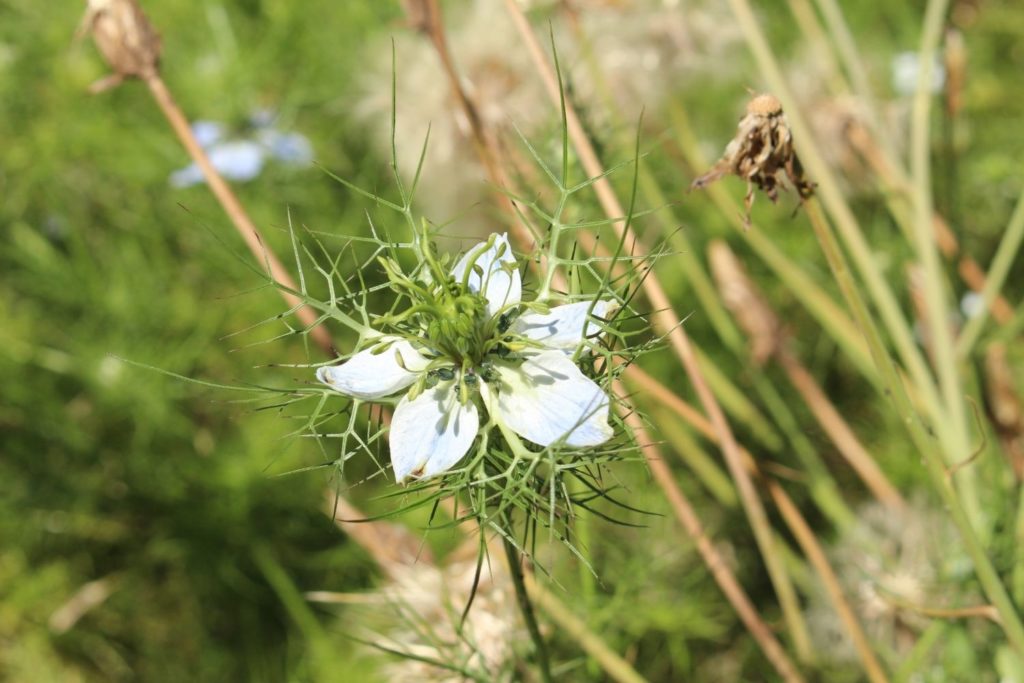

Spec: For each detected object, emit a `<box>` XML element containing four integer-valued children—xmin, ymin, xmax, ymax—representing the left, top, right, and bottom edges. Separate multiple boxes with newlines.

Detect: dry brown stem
<box><xmin>768</xmin><ymin>482</ymin><xmax>889</xmax><ymax>683</ymax></box>
<box><xmin>710</xmin><ymin>240</ymin><xmax>904</xmax><ymax>509</ymax></box>
<box><xmin>81</xmin><ymin>1</ymin><xmax>336</xmax><ymax>358</ymax></box>
<box><xmin>620</xmin><ymin>404</ymin><xmax>804</xmax><ymax>683</ymax></box>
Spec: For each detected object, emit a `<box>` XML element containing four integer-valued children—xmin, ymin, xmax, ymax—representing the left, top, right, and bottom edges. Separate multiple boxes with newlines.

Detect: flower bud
<box><xmin>528</xmin><ymin>301</ymin><xmax>550</xmax><ymax>315</ymax></box>
<box><xmin>454</xmin><ymin>315</ymin><xmax>474</xmax><ymax>337</ymax></box>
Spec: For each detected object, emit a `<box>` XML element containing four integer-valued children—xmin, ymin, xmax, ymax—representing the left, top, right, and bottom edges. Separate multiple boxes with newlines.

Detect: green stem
<box><xmin>655</xmin><ymin>412</ymin><xmax>739</xmax><ymax>508</ymax></box>
<box><xmin>537</xmin><ymin>192</ymin><xmax>570</xmax><ymax>301</ymax></box>
<box><xmin>910</xmin><ymin>0</ymin><xmax>978</xmax><ymax>529</ymax></box>
<box><xmin>525</xmin><ymin>572</ymin><xmax>649</xmax><ymax>683</ymax></box>
<box><xmin>1014</xmin><ymin>486</ymin><xmax>1024</xmax><ymax>607</ymax></box>
<box><xmin>694</xmin><ymin>346</ymin><xmax>784</xmax><ymax>453</ymax></box>
<box><xmin>894</xmin><ymin>621</ymin><xmax>947</xmax><ymax>683</ymax></box>
<box><xmin>812</xmin><ymin>0</ymin><xmax>898</xmax><ymax>159</ymax></box>
<box><xmin>752</xmin><ymin>375</ymin><xmax>855</xmax><ymax>529</ymax></box>
<box><xmin>503</xmin><ymin>535</ymin><xmax>554</xmax><ymax>683</ymax></box>
<box><xmin>805</xmin><ymin>198</ymin><xmax>1024</xmax><ymax>656</ymax></box>
<box><xmin>956</xmin><ymin>186</ymin><xmax>1024</xmax><ymax>357</ymax></box>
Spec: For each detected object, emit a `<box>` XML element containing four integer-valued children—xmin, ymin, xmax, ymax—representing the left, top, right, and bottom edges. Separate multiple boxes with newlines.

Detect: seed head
<box><xmin>746</xmin><ymin>93</ymin><xmax>783</xmax><ymax>116</ymax></box>
<box><xmin>79</xmin><ymin>0</ymin><xmax>161</xmax><ymax>91</ymax></box>
<box><xmin>692</xmin><ymin>93</ymin><xmax>815</xmax><ymax>226</ymax></box>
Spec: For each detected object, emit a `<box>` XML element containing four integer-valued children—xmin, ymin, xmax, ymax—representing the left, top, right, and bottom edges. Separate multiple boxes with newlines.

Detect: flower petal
<box><xmin>482</xmin><ymin>351</ymin><xmax>613</xmax><ymax>448</ymax></box>
<box><xmin>316</xmin><ymin>338</ymin><xmax>429</xmax><ymax>400</ymax></box>
<box><xmin>390</xmin><ymin>382</ymin><xmax>480</xmax><ymax>482</ymax></box>
<box><xmin>511</xmin><ymin>300</ymin><xmax>617</xmax><ymax>352</ymax></box>
<box><xmin>451</xmin><ymin>233</ymin><xmax>522</xmax><ymax>316</ymax></box>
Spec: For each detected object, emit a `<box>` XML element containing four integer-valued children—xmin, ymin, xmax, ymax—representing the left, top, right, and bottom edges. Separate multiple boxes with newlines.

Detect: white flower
<box><xmin>317</xmin><ymin>233</ymin><xmax>616</xmax><ymax>482</ymax></box>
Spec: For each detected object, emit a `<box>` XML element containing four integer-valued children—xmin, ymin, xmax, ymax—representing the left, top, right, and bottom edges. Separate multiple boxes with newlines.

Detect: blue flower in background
<box><xmin>257</xmin><ymin>129</ymin><xmax>314</xmax><ymax>165</ymax></box>
<box><xmin>170</xmin><ymin>113</ymin><xmax>314</xmax><ymax>188</ymax></box>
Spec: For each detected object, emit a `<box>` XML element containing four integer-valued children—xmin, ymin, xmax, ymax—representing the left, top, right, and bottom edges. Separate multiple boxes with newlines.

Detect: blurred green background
<box><xmin>1</xmin><ymin>2</ymin><xmax>401</xmax><ymax>680</ymax></box>
<box><xmin>3</xmin><ymin>0</ymin><xmax>1024</xmax><ymax>681</ymax></box>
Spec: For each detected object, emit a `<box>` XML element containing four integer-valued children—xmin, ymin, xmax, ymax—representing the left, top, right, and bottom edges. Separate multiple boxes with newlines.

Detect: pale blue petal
<box><xmin>258</xmin><ymin>129</ymin><xmax>314</xmax><ymax>166</ymax></box>
<box><xmin>169</xmin><ymin>164</ymin><xmax>204</xmax><ymax>188</ymax></box>
<box><xmin>206</xmin><ymin>141</ymin><xmax>266</xmax><ymax>182</ymax></box>
<box><xmin>191</xmin><ymin>120</ymin><xmax>224</xmax><ymax>148</ymax></box>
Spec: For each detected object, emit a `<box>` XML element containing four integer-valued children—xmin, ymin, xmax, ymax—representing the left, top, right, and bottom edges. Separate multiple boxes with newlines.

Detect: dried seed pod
<box><xmin>692</xmin><ymin>93</ymin><xmax>816</xmax><ymax>225</ymax></box>
<box><xmin>79</xmin><ymin>0</ymin><xmax>161</xmax><ymax>91</ymax></box>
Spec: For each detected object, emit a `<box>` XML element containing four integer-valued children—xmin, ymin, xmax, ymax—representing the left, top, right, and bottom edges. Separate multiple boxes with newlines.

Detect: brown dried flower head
<box><xmin>79</xmin><ymin>0</ymin><xmax>161</xmax><ymax>91</ymax></box>
<box><xmin>692</xmin><ymin>93</ymin><xmax>815</xmax><ymax>225</ymax></box>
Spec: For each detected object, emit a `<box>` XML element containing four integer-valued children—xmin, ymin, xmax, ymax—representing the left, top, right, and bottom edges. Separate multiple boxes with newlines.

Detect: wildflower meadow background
<box><xmin>3</xmin><ymin>0</ymin><xmax>1024</xmax><ymax>681</ymax></box>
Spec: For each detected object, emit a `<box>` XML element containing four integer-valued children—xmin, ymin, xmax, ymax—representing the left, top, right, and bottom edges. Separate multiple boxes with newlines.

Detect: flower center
<box><xmin>424</xmin><ymin>287</ymin><xmax>492</xmax><ymax>364</ymax></box>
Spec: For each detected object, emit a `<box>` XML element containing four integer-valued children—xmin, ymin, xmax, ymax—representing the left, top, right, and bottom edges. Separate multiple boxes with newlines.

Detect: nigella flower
<box><xmin>170</xmin><ymin>114</ymin><xmax>314</xmax><ymax>188</ymax></box>
<box><xmin>317</xmin><ymin>234</ymin><xmax>616</xmax><ymax>482</ymax></box>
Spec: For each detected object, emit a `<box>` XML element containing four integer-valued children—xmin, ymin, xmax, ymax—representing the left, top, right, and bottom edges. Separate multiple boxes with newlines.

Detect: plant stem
<box><xmin>893</xmin><ymin>621</ymin><xmax>946</xmax><ymax>683</ymax></box>
<box><xmin>910</xmin><ymin>0</ymin><xmax>977</xmax><ymax>528</ymax></box>
<box><xmin>619</xmin><ymin>407</ymin><xmax>805</xmax><ymax>682</ymax></box>
<box><xmin>776</xmin><ymin>349</ymin><xmax>906</xmax><ymax>510</ymax></box>
<box><xmin>503</xmin><ymin>2</ymin><xmax>812</xmax><ymax>659</ymax></box>
<box><xmin>503</xmin><ymin>535</ymin><xmax>554</xmax><ymax>683</ymax></box>
<box><xmin>769</xmin><ymin>481</ymin><xmax>889</xmax><ymax>683</ymax></box>
<box><xmin>812</xmin><ymin>0</ymin><xmax>897</xmax><ymax>158</ymax></box>
<box><xmin>804</xmin><ymin>198</ymin><xmax>1024</xmax><ymax>656</ymax></box>
<box><xmin>143</xmin><ymin>75</ymin><xmax>337</xmax><ymax>359</ymax></box>
<box><xmin>956</xmin><ymin>186</ymin><xmax>1024</xmax><ymax>357</ymax></box>
<box><xmin>524</xmin><ymin>572</ymin><xmax>648</xmax><ymax>683</ymax></box>
<box><xmin>1014</xmin><ymin>486</ymin><xmax>1024</xmax><ymax>607</ymax></box>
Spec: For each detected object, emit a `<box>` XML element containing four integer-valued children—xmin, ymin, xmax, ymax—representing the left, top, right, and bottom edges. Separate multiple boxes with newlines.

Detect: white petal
<box><xmin>451</xmin><ymin>233</ymin><xmax>522</xmax><ymax>316</ymax></box>
<box><xmin>390</xmin><ymin>382</ymin><xmax>480</xmax><ymax>482</ymax></box>
<box><xmin>482</xmin><ymin>351</ymin><xmax>613</xmax><ymax>448</ymax></box>
<box><xmin>316</xmin><ymin>338</ymin><xmax>429</xmax><ymax>400</ymax></box>
<box><xmin>511</xmin><ymin>300</ymin><xmax>616</xmax><ymax>352</ymax></box>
